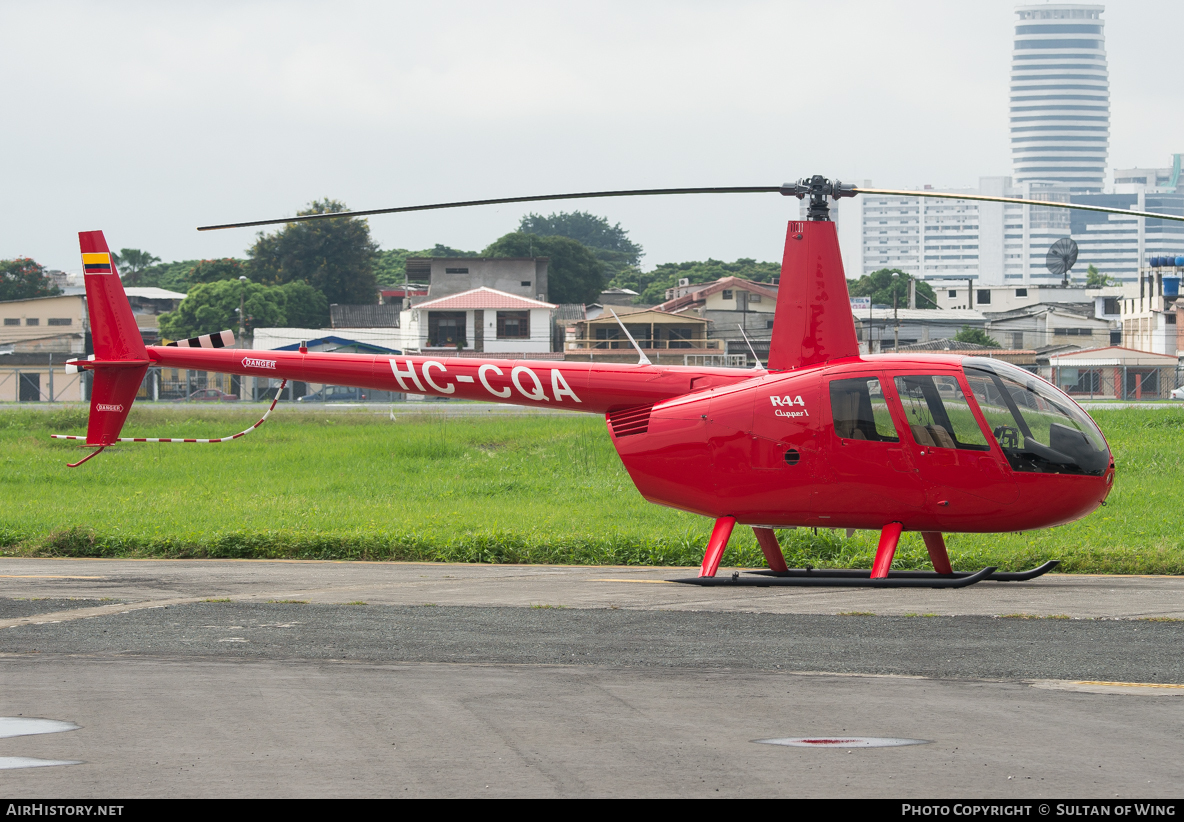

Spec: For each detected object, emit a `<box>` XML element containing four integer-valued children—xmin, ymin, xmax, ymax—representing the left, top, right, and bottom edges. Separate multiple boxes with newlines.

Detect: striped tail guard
<box><xmin>167</xmin><ymin>330</ymin><xmax>236</xmax><ymax>349</ymax></box>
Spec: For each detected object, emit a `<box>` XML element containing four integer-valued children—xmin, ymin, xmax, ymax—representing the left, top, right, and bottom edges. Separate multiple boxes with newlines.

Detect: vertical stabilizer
<box><xmin>765</xmin><ymin>220</ymin><xmax>859</xmax><ymax>371</ymax></box>
<box><xmin>77</xmin><ymin>231</ymin><xmax>148</xmax><ymax>446</ymax></box>
<box><xmin>80</xmin><ymin>231</ymin><xmax>147</xmax><ymax>361</ymax></box>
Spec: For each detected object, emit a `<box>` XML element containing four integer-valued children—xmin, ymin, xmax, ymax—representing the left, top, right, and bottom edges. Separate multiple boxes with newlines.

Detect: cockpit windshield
<box><xmin>962</xmin><ymin>358</ymin><xmax>1109</xmax><ymax>476</ymax></box>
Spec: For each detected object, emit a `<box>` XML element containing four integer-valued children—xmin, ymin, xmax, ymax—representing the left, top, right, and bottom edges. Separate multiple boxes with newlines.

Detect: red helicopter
<box><xmin>59</xmin><ymin>176</ymin><xmax>1179</xmax><ymax>587</ymax></box>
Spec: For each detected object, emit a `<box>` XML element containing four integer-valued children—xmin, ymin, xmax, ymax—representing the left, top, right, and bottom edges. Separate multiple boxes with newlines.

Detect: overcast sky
<box><xmin>2</xmin><ymin>0</ymin><xmax>1180</xmax><ymax>275</ymax></box>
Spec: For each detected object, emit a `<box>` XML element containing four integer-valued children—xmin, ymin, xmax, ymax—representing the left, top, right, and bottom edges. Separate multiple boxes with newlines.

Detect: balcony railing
<box><xmin>565</xmin><ymin>339</ymin><xmax>720</xmax><ymax>351</ymax></box>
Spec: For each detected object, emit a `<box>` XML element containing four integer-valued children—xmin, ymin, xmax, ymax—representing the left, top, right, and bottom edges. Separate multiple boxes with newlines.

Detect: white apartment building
<box><xmin>862</xmin><ymin>178</ymin><xmax>1075</xmax><ymax>286</ymax></box>
<box><xmin>862</xmin><ymin>173</ymin><xmax>1183</xmax><ymax>287</ymax></box>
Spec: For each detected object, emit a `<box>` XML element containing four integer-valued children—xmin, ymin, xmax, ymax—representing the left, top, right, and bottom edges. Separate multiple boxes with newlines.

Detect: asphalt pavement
<box><xmin>1</xmin><ymin>558</ymin><xmax>1182</xmax><ymax>798</ymax></box>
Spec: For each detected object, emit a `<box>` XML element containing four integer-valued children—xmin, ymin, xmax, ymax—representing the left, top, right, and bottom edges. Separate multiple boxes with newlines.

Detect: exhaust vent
<box><xmin>608</xmin><ymin>404</ymin><xmax>653</xmax><ymax>438</ymax></box>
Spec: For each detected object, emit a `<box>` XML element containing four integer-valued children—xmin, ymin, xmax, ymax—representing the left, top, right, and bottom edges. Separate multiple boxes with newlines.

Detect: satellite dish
<box><xmin>1046</xmin><ymin>237</ymin><xmax>1079</xmax><ymax>285</ymax></box>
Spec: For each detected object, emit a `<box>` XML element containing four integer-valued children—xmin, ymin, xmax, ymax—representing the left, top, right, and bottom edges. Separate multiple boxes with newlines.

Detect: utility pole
<box><xmin>892</xmin><ymin>272</ymin><xmax>900</xmax><ymax>352</ymax></box>
<box><xmin>238</xmin><ymin>275</ymin><xmax>248</xmax><ymax>346</ymax></box>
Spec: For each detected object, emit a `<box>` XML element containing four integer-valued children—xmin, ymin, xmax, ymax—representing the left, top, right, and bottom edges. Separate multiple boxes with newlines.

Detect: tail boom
<box><xmin>146</xmin><ymin>345</ymin><xmax>760</xmax><ymax>414</ymax></box>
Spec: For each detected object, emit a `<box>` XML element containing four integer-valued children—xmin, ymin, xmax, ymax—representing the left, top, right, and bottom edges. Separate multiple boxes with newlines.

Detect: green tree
<box><xmin>953</xmin><ymin>325</ymin><xmax>1001</xmax><ymax>348</ymax></box>
<box><xmin>374</xmin><ymin>248</ymin><xmax>412</xmax><ymax>288</ymax></box>
<box><xmin>159</xmin><ymin>280</ymin><xmax>286</xmax><ymax>340</ymax></box>
<box><xmin>0</xmin><ymin>258</ymin><xmax>60</xmax><ymax>301</ymax></box>
<box><xmin>847</xmin><ymin>268</ymin><xmax>937</xmax><ymax>309</ymax></box>
<box><xmin>423</xmin><ymin>244</ymin><xmax>478</xmax><ymax>258</ymax></box>
<box><xmin>1084</xmin><ymin>264</ymin><xmax>1115</xmax><ymax>289</ymax></box>
<box><xmin>278</xmin><ymin>281</ymin><xmax>330</xmax><ymax>328</ymax></box>
<box><xmin>247</xmin><ymin>199</ymin><xmax>379</xmax><ymax>305</ymax></box>
<box><xmin>610</xmin><ymin>258</ymin><xmax>782</xmax><ymax>305</ymax></box>
<box><xmin>519</xmin><ymin>211</ymin><xmax>642</xmax><ymax>277</ymax></box>
<box><xmin>187</xmin><ymin>258</ymin><xmax>248</xmax><ymax>284</ymax></box>
<box><xmin>483</xmin><ymin>232</ymin><xmax>606</xmax><ymax>304</ymax></box>
<box><xmin>127</xmin><ymin>260</ymin><xmax>200</xmax><ymax>293</ymax></box>
<box><xmin>112</xmin><ymin>249</ymin><xmax>161</xmax><ymax>283</ymax></box>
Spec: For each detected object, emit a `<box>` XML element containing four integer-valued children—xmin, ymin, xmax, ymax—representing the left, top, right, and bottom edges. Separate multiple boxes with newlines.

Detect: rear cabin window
<box><xmin>829</xmin><ymin>377</ymin><xmax>898</xmax><ymax>442</ymax></box>
<box><xmin>893</xmin><ymin>375</ymin><xmax>990</xmax><ymax>451</ymax></box>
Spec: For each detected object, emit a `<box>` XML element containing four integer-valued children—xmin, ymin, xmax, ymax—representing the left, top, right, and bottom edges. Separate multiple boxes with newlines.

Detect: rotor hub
<box><xmin>781</xmin><ymin>175</ymin><xmax>857</xmax><ymax>221</ymax></box>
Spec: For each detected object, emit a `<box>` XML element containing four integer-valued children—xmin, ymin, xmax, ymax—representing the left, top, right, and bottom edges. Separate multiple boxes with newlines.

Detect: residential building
<box><xmin>397</xmin><ymin>287</ymin><xmax>555</xmax><ymax>356</ymax></box>
<box><xmin>0</xmin><ymin>294</ymin><xmax>87</xmax><ymax>354</ymax></box>
<box><xmin>983</xmin><ymin>303</ymin><xmax>1115</xmax><ymax>351</ymax></box>
<box><xmin>1011</xmin><ymin>4</ymin><xmax>1109</xmax><ymax>193</ymax></box>
<box><xmin>851</xmin><ymin>308</ymin><xmax>987</xmax><ymax>354</ymax></box>
<box><xmin>654</xmin><ymin>277</ymin><xmax>778</xmax><ymax>344</ymax></box>
<box><xmin>404</xmin><ymin>257</ymin><xmax>549</xmax><ymax>302</ymax></box>
<box><xmin>1115</xmin><ymin>266</ymin><xmax>1182</xmax><ymax>356</ymax></box>
<box><xmin>565</xmin><ymin>307</ymin><xmax>717</xmax><ymax>364</ymax></box>
<box><xmin>932</xmin><ymin>282</ymin><xmax>1123</xmax><ymax>326</ymax></box>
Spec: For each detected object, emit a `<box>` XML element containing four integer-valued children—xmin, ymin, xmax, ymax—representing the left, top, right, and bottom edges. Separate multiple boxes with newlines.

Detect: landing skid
<box><xmin>749</xmin><ymin>560</ymin><xmax>1061</xmax><ymax>583</ymax></box>
<box><xmin>675</xmin><ymin>560</ymin><xmax>1058</xmax><ymax>588</ymax></box>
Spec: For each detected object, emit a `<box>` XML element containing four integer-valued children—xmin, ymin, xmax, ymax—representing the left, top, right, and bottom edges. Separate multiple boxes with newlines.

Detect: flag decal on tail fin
<box><xmin>166</xmin><ymin>330</ymin><xmax>235</xmax><ymax>349</ymax></box>
<box><xmin>82</xmin><ymin>253</ymin><xmax>112</xmax><ymax>273</ymax></box>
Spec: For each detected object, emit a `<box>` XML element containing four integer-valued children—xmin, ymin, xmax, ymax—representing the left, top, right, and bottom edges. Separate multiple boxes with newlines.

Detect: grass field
<box><xmin>1</xmin><ymin>403</ymin><xmax>1182</xmax><ymax>574</ymax></box>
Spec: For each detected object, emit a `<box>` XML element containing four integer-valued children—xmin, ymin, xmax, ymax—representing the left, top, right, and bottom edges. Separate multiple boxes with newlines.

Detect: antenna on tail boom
<box><xmin>608</xmin><ymin>309</ymin><xmax>652</xmax><ymax>366</ymax></box>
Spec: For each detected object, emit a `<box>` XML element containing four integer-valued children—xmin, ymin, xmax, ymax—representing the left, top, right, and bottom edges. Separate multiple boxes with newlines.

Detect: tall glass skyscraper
<box><xmin>1011</xmin><ymin>4</ymin><xmax>1109</xmax><ymax>192</ymax></box>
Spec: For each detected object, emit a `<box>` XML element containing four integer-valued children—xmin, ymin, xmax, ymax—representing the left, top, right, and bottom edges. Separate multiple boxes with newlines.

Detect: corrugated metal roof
<box><xmin>414</xmin><ymin>287</ymin><xmax>555</xmax><ymax>310</ymax></box>
<box><xmin>1048</xmin><ymin>345</ymin><xmax>1178</xmax><ymax>365</ymax></box>
<box><xmin>330</xmin><ymin>303</ymin><xmax>401</xmax><ymax>328</ymax></box>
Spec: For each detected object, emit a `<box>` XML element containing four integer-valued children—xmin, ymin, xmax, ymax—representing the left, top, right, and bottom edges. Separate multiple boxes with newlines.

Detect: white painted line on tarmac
<box><xmin>0</xmin><ymin>757</ymin><xmax>83</xmax><ymax>770</ymax></box>
<box><xmin>1031</xmin><ymin>679</ymin><xmax>1184</xmax><ymax>695</ymax></box>
<box><xmin>0</xmin><ymin>575</ymin><xmax>106</xmax><ymax>579</ymax></box>
<box><xmin>0</xmin><ymin>717</ymin><xmax>79</xmax><ymax>739</ymax></box>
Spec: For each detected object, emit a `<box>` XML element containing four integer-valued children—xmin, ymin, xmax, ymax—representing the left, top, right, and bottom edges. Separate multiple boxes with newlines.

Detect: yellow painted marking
<box><xmin>1076</xmin><ymin>680</ymin><xmax>1184</xmax><ymax>689</ymax></box>
<box><xmin>0</xmin><ymin>575</ymin><xmax>106</xmax><ymax>580</ymax></box>
<box><xmin>81</xmin><ymin>253</ymin><xmax>110</xmax><ymax>265</ymax></box>
<box><xmin>589</xmin><ymin>578</ymin><xmax>676</xmax><ymax>585</ymax></box>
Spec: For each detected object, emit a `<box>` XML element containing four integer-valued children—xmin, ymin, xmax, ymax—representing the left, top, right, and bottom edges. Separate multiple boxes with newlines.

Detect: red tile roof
<box><xmin>656</xmin><ymin>276</ymin><xmax>779</xmax><ymax>313</ymax></box>
<box><xmin>413</xmin><ymin>287</ymin><xmax>556</xmax><ymax>311</ymax></box>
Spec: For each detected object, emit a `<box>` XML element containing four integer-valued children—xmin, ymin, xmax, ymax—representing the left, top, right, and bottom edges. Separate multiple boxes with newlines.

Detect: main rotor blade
<box><xmin>196</xmin><ymin>186</ymin><xmax>782</xmax><ymax>231</ymax></box>
<box><xmin>853</xmin><ymin>187</ymin><xmax>1184</xmax><ymax>224</ymax></box>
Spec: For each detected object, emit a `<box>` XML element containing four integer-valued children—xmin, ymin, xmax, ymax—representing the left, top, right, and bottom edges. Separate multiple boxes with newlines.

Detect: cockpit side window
<box><xmin>963</xmin><ymin>358</ymin><xmax>1109</xmax><ymax>476</ymax></box>
<box><xmin>829</xmin><ymin>377</ymin><xmax>898</xmax><ymax>442</ymax></box>
<box><xmin>893</xmin><ymin>375</ymin><xmax>991</xmax><ymax>451</ymax></box>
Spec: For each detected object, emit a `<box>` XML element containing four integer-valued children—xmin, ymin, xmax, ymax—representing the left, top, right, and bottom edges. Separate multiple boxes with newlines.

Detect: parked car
<box><xmin>297</xmin><ymin>386</ymin><xmax>368</xmax><ymax>403</ymax></box>
<box><xmin>173</xmin><ymin>388</ymin><xmax>238</xmax><ymax>402</ymax></box>
<box><xmin>1171</xmin><ymin>386</ymin><xmax>1184</xmax><ymax>401</ymax></box>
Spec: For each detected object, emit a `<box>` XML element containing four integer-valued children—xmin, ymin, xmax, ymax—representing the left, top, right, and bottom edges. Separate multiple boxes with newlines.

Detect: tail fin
<box><xmin>78</xmin><ymin>231</ymin><xmax>149</xmax><ymax>446</ymax></box>
<box><xmin>766</xmin><ymin>220</ymin><xmax>859</xmax><ymax>371</ymax></box>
